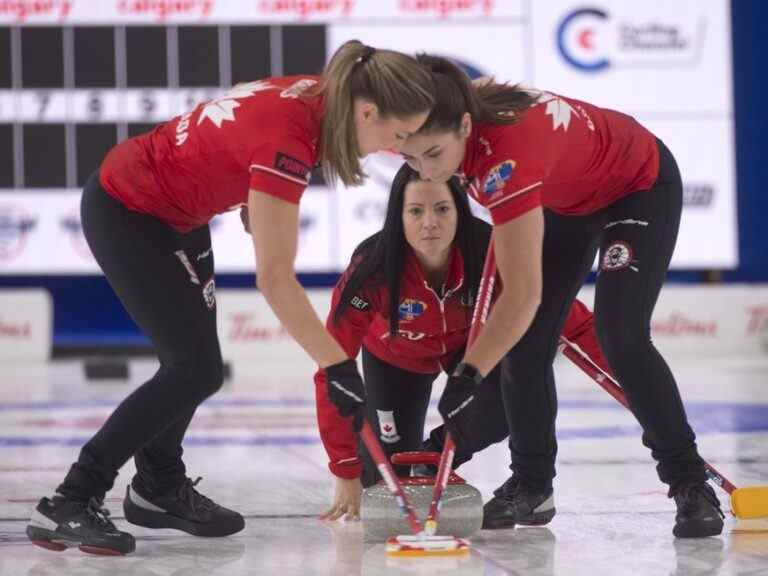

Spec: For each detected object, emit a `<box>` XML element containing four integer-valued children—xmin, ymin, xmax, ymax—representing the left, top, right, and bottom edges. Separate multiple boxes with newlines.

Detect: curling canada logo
<box><xmin>556</xmin><ymin>7</ymin><xmax>701</xmax><ymax>73</ymax></box>
<box><xmin>0</xmin><ymin>1</ymin><xmax>72</xmax><ymax>22</ymax></box>
<box><xmin>399</xmin><ymin>0</ymin><xmax>493</xmax><ymax>18</ymax></box>
<box><xmin>256</xmin><ymin>0</ymin><xmax>354</xmax><ymax>19</ymax></box>
<box><xmin>117</xmin><ymin>0</ymin><xmax>215</xmax><ymax>20</ymax></box>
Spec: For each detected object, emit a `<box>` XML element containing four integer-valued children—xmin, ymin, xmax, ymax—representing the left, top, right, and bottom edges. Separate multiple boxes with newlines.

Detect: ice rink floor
<box><xmin>1</xmin><ymin>355</ymin><xmax>767</xmax><ymax>575</ymax></box>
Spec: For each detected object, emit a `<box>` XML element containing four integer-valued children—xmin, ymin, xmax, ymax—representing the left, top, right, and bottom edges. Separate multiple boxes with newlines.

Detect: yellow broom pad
<box><xmin>730</xmin><ymin>486</ymin><xmax>768</xmax><ymax>519</ymax></box>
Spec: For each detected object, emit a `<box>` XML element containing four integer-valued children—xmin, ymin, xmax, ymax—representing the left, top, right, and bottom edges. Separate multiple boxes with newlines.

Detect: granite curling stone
<box><xmin>361</xmin><ymin>451</ymin><xmax>483</xmax><ymax>542</ymax></box>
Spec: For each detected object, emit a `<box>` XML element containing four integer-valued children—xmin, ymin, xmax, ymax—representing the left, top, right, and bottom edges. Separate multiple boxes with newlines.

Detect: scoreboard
<box><xmin>0</xmin><ymin>0</ymin><xmax>737</xmax><ymax>273</ymax></box>
<box><xmin>0</xmin><ymin>23</ymin><xmax>326</xmax><ymax>189</ymax></box>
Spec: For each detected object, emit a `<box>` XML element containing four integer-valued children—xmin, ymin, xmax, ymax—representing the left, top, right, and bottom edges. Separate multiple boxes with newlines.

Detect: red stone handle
<box><xmin>389</xmin><ymin>451</ymin><xmax>465</xmax><ymax>485</ymax></box>
<box><xmin>390</xmin><ymin>451</ymin><xmax>441</xmax><ymax>466</ymax></box>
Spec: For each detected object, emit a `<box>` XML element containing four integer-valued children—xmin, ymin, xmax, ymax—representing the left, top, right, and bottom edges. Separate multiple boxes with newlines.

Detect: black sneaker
<box><xmin>26</xmin><ymin>495</ymin><xmax>135</xmax><ymax>556</ymax></box>
<box><xmin>482</xmin><ymin>475</ymin><xmax>555</xmax><ymax>529</ymax></box>
<box><xmin>671</xmin><ymin>481</ymin><xmax>724</xmax><ymax>538</ymax></box>
<box><xmin>123</xmin><ymin>476</ymin><xmax>245</xmax><ymax>537</ymax></box>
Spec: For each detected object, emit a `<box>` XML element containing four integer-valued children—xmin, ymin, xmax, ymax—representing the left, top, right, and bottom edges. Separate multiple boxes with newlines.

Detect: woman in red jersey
<box><xmin>397</xmin><ymin>56</ymin><xmax>723</xmax><ymax>538</ymax></box>
<box><xmin>315</xmin><ymin>163</ymin><xmax>610</xmax><ymax>521</ymax></box>
<box><xmin>26</xmin><ymin>41</ymin><xmax>435</xmax><ymax>556</ymax></box>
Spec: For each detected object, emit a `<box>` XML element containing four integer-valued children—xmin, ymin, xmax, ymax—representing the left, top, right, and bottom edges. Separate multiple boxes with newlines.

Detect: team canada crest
<box><xmin>483</xmin><ymin>160</ymin><xmax>516</xmax><ymax>195</ymax></box>
<box><xmin>377</xmin><ymin>410</ymin><xmax>401</xmax><ymax>444</ymax></box>
<box><xmin>398</xmin><ymin>299</ymin><xmax>426</xmax><ymax>321</ymax></box>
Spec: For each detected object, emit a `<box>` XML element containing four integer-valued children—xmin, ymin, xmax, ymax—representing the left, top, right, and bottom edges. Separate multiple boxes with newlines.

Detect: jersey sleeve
<box><xmin>479</xmin><ymin>158</ymin><xmax>544</xmax><ymax>224</ymax></box>
<box><xmin>249</xmin><ymin>108</ymin><xmax>315</xmax><ymax>204</ymax></box>
<box><xmin>314</xmin><ymin>261</ymin><xmax>378</xmax><ymax>479</ymax></box>
<box><xmin>560</xmin><ymin>298</ymin><xmax>614</xmax><ymax>377</ymax></box>
<box><xmin>474</xmin><ymin>130</ymin><xmax>545</xmax><ymax>225</ymax></box>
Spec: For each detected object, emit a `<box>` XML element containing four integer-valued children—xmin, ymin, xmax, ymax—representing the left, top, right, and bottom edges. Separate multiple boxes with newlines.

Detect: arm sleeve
<box><xmin>560</xmin><ymin>298</ymin><xmax>614</xmax><ymax>377</ymax></box>
<box><xmin>249</xmin><ymin>111</ymin><xmax>315</xmax><ymax>204</ymax></box>
<box><xmin>476</xmin><ymin>152</ymin><xmax>545</xmax><ymax>226</ymax></box>
<box><xmin>314</xmin><ymin>266</ymin><xmax>377</xmax><ymax>479</ymax></box>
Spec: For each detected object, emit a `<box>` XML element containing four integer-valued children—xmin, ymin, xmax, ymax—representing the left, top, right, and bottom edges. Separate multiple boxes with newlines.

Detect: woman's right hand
<box><xmin>320</xmin><ymin>476</ymin><xmax>363</xmax><ymax>521</ymax></box>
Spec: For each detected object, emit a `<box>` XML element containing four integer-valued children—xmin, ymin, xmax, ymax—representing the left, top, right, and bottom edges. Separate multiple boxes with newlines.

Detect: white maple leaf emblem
<box><xmin>538</xmin><ymin>93</ymin><xmax>576</xmax><ymax>132</ymax></box>
<box><xmin>197</xmin><ymin>81</ymin><xmax>274</xmax><ymax>128</ymax></box>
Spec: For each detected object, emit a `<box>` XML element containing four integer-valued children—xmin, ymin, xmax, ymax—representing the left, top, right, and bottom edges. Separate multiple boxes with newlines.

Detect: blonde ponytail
<box><xmin>308</xmin><ymin>41</ymin><xmax>434</xmax><ymax>187</ymax></box>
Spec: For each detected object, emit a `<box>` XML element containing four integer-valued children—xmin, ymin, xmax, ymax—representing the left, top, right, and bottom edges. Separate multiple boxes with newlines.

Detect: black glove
<box><xmin>326</xmin><ymin>359</ymin><xmax>367</xmax><ymax>431</ymax></box>
<box><xmin>438</xmin><ymin>362</ymin><xmax>482</xmax><ymax>450</ymax></box>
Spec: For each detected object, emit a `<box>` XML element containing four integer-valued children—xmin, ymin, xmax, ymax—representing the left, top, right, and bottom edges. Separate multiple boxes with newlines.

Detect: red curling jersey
<box><xmin>99</xmin><ymin>76</ymin><xmax>322</xmax><ymax>233</ymax></box>
<box><xmin>461</xmin><ymin>92</ymin><xmax>660</xmax><ymax>225</ymax></box>
<box><xmin>314</xmin><ymin>243</ymin><xmax>611</xmax><ymax>479</ymax></box>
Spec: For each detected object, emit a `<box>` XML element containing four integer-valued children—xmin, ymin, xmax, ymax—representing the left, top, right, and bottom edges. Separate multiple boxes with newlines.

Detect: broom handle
<box><xmin>359</xmin><ymin>420</ymin><xmax>424</xmax><ymax>535</ymax></box>
<box><xmin>425</xmin><ymin>240</ymin><xmax>497</xmax><ymax>535</ymax></box>
<box><xmin>559</xmin><ymin>336</ymin><xmax>739</xmax><ymax>495</ymax></box>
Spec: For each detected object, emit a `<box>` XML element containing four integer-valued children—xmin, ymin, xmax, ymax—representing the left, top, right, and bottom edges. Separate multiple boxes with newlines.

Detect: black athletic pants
<box><xmin>57</xmin><ymin>173</ymin><xmax>224</xmax><ymax>501</ymax></box>
<box><xmin>358</xmin><ymin>347</ymin><xmax>507</xmax><ymax>488</ymax></box>
<box><xmin>502</xmin><ymin>139</ymin><xmax>706</xmax><ymax>491</ymax></box>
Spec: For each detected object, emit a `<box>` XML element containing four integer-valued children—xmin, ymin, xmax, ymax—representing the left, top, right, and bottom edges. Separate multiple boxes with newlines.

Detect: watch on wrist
<box><xmin>452</xmin><ymin>362</ymin><xmax>483</xmax><ymax>385</ymax></box>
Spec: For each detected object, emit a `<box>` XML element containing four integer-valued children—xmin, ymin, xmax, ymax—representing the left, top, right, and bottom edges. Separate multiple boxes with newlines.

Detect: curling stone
<box><xmin>361</xmin><ymin>451</ymin><xmax>483</xmax><ymax>542</ymax></box>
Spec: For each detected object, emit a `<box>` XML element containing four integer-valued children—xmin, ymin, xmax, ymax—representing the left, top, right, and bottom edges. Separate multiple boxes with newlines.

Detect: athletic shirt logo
<box><xmin>483</xmin><ymin>160</ymin><xmax>516</xmax><ymax>195</ymax></box>
<box><xmin>398</xmin><ymin>299</ymin><xmax>427</xmax><ymax>321</ymax></box>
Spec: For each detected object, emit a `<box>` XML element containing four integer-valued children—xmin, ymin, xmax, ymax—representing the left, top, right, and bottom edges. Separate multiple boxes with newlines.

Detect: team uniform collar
<box><xmin>404</xmin><ymin>244</ymin><xmax>465</xmax><ymax>298</ymax></box>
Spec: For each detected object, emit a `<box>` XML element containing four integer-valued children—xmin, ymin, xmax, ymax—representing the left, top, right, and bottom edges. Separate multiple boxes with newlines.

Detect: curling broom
<box><xmin>559</xmin><ymin>335</ymin><xmax>768</xmax><ymax>532</ymax></box>
<box><xmin>416</xmin><ymin>236</ymin><xmax>498</xmax><ymax>545</ymax></box>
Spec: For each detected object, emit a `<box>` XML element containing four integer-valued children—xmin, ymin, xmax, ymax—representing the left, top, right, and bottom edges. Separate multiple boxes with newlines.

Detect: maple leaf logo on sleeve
<box><xmin>197</xmin><ymin>81</ymin><xmax>275</xmax><ymax>128</ymax></box>
<box><xmin>537</xmin><ymin>92</ymin><xmax>577</xmax><ymax>132</ymax></box>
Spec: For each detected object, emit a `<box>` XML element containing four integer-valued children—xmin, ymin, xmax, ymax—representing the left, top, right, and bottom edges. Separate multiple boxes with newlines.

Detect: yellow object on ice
<box><xmin>730</xmin><ymin>486</ymin><xmax>768</xmax><ymax>520</ymax></box>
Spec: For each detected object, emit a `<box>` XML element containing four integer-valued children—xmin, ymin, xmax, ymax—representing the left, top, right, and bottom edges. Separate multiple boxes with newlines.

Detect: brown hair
<box><xmin>415</xmin><ymin>54</ymin><xmax>538</xmax><ymax>134</ymax></box>
<box><xmin>308</xmin><ymin>40</ymin><xmax>435</xmax><ymax>187</ymax></box>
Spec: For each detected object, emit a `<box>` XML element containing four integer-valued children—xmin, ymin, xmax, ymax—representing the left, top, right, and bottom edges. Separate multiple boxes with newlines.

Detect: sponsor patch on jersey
<box><xmin>349</xmin><ymin>295</ymin><xmax>369</xmax><ymax>311</ymax></box>
<box><xmin>483</xmin><ymin>160</ymin><xmax>516</xmax><ymax>195</ymax></box>
<box><xmin>274</xmin><ymin>153</ymin><xmax>311</xmax><ymax>183</ymax></box>
<box><xmin>398</xmin><ymin>298</ymin><xmax>426</xmax><ymax>321</ymax></box>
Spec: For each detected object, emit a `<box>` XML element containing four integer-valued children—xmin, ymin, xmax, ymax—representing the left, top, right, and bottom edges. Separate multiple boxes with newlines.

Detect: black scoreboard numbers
<box><xmin>1</xmin><ymin>23</ymin><xmax>326</xmax><ymax>189</ymax></box>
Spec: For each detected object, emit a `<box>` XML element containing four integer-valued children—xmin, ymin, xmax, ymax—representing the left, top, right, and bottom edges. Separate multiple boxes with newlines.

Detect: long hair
<box><xmin>415</xmin><ymin>53</ymin><xmax>538</xmax><ymax>133</ymax></box>
<box><xmin>334</xmin><ymin>163</ymin><xmax>491</xmax><ymax>337</ymax></box>
<box><xmin>307</xmin><ymin>41</ymin><xmax>434</xmax><ymax>187</ymax></box>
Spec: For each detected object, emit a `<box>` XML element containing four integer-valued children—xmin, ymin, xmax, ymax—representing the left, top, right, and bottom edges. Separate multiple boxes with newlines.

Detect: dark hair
<box><xmin>334</xmin><ymin>163</ymin><xmax>491</xmax><ymax>337</ymax></box>
<box><xmin>415</xmin><ymin>53</ymin><xmax>538</xmax><ymax>133</ymax></box>
<box><xmin>307</xmin><ymin>40</ymin><xmax>435</xmax><ymax>186</ymax></box>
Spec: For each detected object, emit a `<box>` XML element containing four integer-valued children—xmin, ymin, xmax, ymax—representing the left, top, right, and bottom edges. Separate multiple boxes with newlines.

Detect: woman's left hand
<box><xmin>321</xmin><ymin>476</ymin><xmax>363</xmax><ymax>521</ymax></box>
